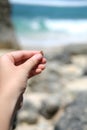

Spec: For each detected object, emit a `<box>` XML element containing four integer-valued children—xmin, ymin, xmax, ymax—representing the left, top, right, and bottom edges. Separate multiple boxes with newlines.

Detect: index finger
<box><xmin>7</xmin><ymin>50</ymin><xmax>42</xmax><ymax>63</ymax></box>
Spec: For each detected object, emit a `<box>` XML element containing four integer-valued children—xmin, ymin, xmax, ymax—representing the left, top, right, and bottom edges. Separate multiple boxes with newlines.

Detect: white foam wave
<box><xmin>13</xmin><ymin>17</ymin><xmax>87</xmax><ymax>34</ymax></box>
<box><xmin>14</xmin><ymin>18</ymin><xmax>87</xmax><ymax>46</ymax></box>
<box><xmin>44</xmin><ymin>19</ymin><xmax>87</xmax><ymax>34</ymax></box>
<box><xmin>29</xmin><ymin>21</ymin><xmax>40</xmax><ymax>30</ymax></box>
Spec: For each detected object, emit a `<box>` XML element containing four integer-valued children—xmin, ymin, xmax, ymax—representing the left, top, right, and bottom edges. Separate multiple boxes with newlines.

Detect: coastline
<box><xmin>16</xmin><ymin>31</ymin><xmax>87</xmax><ymax>49</ymax></box>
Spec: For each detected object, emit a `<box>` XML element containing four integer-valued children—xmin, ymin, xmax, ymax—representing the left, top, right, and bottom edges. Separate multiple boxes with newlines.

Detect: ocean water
<box><xmin>10</xmin><ymin>2</ymin><xmax>87</xmax><ymax>47</ymax></box>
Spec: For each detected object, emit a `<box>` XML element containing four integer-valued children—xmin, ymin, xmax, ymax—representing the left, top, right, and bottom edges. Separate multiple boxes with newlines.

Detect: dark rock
<box><xmin>52</xmin><ymin>53</ymin><xmax>72</xmax><ymax>64</ymax></box>
<box><xmin>63</xmin><ymin>44</ymin><xmax>87</xmax><ymax>55</ymax></box>
<box><xmin>46</xmin><ymin>50</ymin><xmax>72</xmax><ymax>64</ymax></box>
<box><xmin>82</xmin><ymin>68</ymin><xmax>87</xmax><ymax>76</ymax></box>
<box><xmin>54</xmin><ymin>92</ymin><xmax>87</xmax><ymax>130</ymax></box>
<box><xmin>39</xmin><ymin>96</ymin><xmax>59</xmax><ymax>119</ymax></box>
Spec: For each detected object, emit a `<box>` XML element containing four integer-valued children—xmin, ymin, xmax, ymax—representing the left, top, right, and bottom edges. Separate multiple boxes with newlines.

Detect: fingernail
<box><xmin>39</xmin><ymin>50</ymin><xmax>44</xmax><ymax>56</ymax></box>
<box><xmin>35</xmin><ymin>54</ymin><xmax>42</xmax><ymax>59</ymax></box>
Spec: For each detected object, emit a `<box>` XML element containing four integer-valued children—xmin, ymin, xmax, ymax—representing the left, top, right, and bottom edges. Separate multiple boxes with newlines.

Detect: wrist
<box><xmin>0</xmin><ymin>84</ymin><xmax>22</xmax><ymax>100</ymax></box>
<box><xmin>0</xmin><ymin>89</ymin><xmax>18</xmax><ymax>110</ymax></box>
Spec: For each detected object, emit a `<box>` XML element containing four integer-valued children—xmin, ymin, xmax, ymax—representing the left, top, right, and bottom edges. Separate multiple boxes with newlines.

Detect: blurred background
<box><xmin>10</xmin><ymin>0</ymin><xmax>87</xmax><ymax>48</ymax></box>
<box><xmin>1</xmin><ymin>0</ymin><xmax>87</xmax><ymax>130</ymax></box>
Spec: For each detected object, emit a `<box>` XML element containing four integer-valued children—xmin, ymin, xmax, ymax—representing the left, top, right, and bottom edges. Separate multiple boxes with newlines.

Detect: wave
<box><xmin>45</xmin><ymin>19</ymin><xmax>87</xmax><ymax>34</ymax></box>
<box><xmin>12</xmin><ymin>17</ymin><xmax>87</xmax><ymax>46</ymax></box>
<box><xmin>13</xmin><ymin>18</ymin><xmax>87</xmax><ymax>34</ymax></box>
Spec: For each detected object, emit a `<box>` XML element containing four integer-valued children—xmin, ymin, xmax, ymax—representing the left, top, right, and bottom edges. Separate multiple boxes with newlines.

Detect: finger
<box><xmin>7</xmin><ymin>50</ymin><xmax>41</xmax><ymax>64</ymax></box>
<box><xmin>22</xmin><ymin>53</ymin><xmax>43</xmax><ymax>72</ymax></box>
<box><xmin>28</xmin><ymin>64</ymin><xmax>46</xmax><ymax>78</ymax></box>
<box><xmin>29</xmin><ymin>69</ymin><xmax>42</xmax><ymax>78</ymax></box>
<box><xmin>37</xmin><ymin>64</ymin><xmax>46</xmax><ymax>70</ymax></box>
<box><xmin>30</xmin><ymin>58</ymin><xmax>46</xmax><ymax>69</ymax></box>
<box><xmin>15</xmin><ymin>57</ymin><xmax>46</xmax><ymax>66</ymax></box>
<box><xmin>41</xmin><ymin>58</ymin><xmax>47</xmax><ymax>64</ymax></box>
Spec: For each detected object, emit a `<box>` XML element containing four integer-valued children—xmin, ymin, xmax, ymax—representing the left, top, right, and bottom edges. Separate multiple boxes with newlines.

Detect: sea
<box><xmin>9</xmin><ymin>0</ymin><xmax>87</xmax><ymax>47</ymax></box>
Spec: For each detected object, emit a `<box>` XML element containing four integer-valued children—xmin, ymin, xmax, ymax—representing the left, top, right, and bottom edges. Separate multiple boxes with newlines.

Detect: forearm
<box><xmin>0</xmin><ymin>51</ymin><xmax>46</xmax><ymax>130</ymax></box>
<box><xmin>0</xmin><ymin>91</ymin><xmax>18</xmax><ymax>130</ymax></box>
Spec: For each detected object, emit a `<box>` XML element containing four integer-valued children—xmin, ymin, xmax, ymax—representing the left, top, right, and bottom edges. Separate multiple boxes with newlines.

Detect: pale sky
<box><xmin>9</xmin><ymin>0</ymin><xmax>87</xmax><ymax>6</ymax></box>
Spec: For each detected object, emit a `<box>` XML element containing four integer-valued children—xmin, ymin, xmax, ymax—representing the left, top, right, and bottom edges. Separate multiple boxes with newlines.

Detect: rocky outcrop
<box><xmin>55</xmin><ymin>92</ymin><xmax>87</xmax><ymax>130</ymax></box>
<box><xmin>0</xmin><ymin>0</ymin><xmax>20</xmax><ymax>49</ymax></box>
<box><xmin>1</xmin><ymin>44</ymin><xmax>87</xmax><ymax>130</ymax></box>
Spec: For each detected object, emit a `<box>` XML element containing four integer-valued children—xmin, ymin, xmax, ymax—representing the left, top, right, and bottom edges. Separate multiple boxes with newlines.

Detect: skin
<box><xmin>0</xmin><ymin>50</ymin><xmax>46</xmax><ymax>130</ymax></box>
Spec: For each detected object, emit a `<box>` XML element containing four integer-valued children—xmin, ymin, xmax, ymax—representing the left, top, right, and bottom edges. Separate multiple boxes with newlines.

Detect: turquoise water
<box><xmin>11</xmin><ymin>4</ymin><xmax>87</xmax><ymax>19</ymax></box>
<box><xmin>10</xmin><ymin>3</ymin><xmax>87</xmax><ymax>46</ymax></box>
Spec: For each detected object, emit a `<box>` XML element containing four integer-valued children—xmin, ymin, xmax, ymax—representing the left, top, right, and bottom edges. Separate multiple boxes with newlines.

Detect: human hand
<box><xmin>0</xmin><ymin>50</ymin><xmax>46</xmax><ymax>130</ymax></box>
<box><xmin>0</xmin><ymin>50</ymin><xmax>46</xmax><ymax>98</ymax></box>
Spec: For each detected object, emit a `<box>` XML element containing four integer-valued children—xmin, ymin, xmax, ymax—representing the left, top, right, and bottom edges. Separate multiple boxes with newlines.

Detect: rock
<box><xmin>71</xmin><ymin>55</ymin><xmax>87</xmax><ymax>77</ymax></box>
<box><xmin>39</xmin><ymin>96</ymin><xmax>59</xmax><ymax>119</ymax></box>
<box><xmin>17</xmin><ymin>101</ymin><xmax>39</xmax><ymax>124</ymax></box>
<box><xmin>59</xmin><ymin>91</ymin><xmax>76</xmax><ymax>107</ymax></box>
<box><xmin>52</xmin><ymin>53</ymin><xmax>71</xmax><ymax>64</ymax></box>
<box><xmin>54</xmin><ymin>92</ymin><xmax>87</xmax><ymax>130</ymax></box>
<box><xmin>71</xmin><ymin>55</ymin><xmax>87</xmax><ymax>69</ymax></box>
<box><xmin>16</xmin><ymin>118</ymin><xmax>54</xmax><ymax>130</ymax></box>
<box><xmin>83</xmin><ymin>69</ymin><xmax>87</xmax><ymax>76</ymax></box>
<box><xmin>46</xmin><ymin>49</ymin><xmax>71</xmax><ymax>64</ymax></box>
<box><xmin>16</xmin><ymin>124</ymin><xmax>37</xmax><ymax>130</ymax></box>
<box><xmin>17</xmin><ymin>111</ymin><xmax>38</xmax><ymax>124</ymax></box>
<box><xmin>23</xmin><ymin>93</ymin><xmax>50</xmax><ymax>110</ymax></box>
<box><xmin>37</xmin><ymin>118</ymin><xmax>53</xmax><ymax>130</ymax></box>
<box><xmin>63</xmin><ymin>44</ymin><xmax>87</xmax><ymax>55</ymax></box>
<box><xmin>0</xmin><ymin>0</ymin><xmax>20</xmax><ymax>49</ymax></box>
<box><xmin>59</xmin><ymin>64</ymin><xmax>83</xmax><ymax>80</ymax></box>
<box><xmin>28</xmin><ymin>62</ymin><xmax>62</xmax><ymax>93</ymax></box>
<box><xmin>66</xmin><ymin>77</ymin><xmax>87</xmax><ymax>91</ymax></box>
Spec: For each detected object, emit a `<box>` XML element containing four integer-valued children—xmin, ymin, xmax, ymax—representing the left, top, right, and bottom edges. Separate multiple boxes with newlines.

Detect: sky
<box><xmin>9</xmin><ymin>0</ymin><xmax>87</xmax><ymax>6</ymax></box>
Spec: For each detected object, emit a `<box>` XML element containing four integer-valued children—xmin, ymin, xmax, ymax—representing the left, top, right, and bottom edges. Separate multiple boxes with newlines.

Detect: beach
<box><xmin>1</xmin><ymin>0</ymin><xmax>87</xmax><ymax>130</ymax></box>
<box><xmin>1</xmin><ymin>43</ymin><xmax>87</xmax><ymax>130</ymax></box>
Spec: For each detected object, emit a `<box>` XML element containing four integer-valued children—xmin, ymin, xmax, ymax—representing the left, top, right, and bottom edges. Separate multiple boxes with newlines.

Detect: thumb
<box><xmin>21</xmin><ymin>53</ymin><xmax>43</xmax><ymax>72</ymax></box>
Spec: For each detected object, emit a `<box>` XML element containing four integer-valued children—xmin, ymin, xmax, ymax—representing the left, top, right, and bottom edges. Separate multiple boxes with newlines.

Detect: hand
<box><xmin>0</xmin><ymin>50</ymin><xmax>46</xmax><ymax>130</ymax></box>
<box><xmin>0</xmin><ymin>50</ymin><xmax>46</xmax><ymax>98</ymax></box>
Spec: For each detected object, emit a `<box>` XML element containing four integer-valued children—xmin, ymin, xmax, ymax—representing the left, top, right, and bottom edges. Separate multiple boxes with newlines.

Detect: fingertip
<box><xmin>22</xmin><ymin>53</ymin><xmax>43</xmax><ymax>72</ymax></box>
<box><xmin>37</xmin><ymin>64</ymin><xmax>46</xmax><ymax>70</ymax></box>
<box><xmin>41</xmin><ymin>58</ymin><xmax>47</xmax><ymax>64</ymax></box>
<box><xmin>35</xmin><ymin>68</ymin><xmax>42</xmax><ymax>73</ymax></box>
<box><xmin>34</xmin><ymin>54</ymin><xmax>43</xmax><ymax>60</ymax></box>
